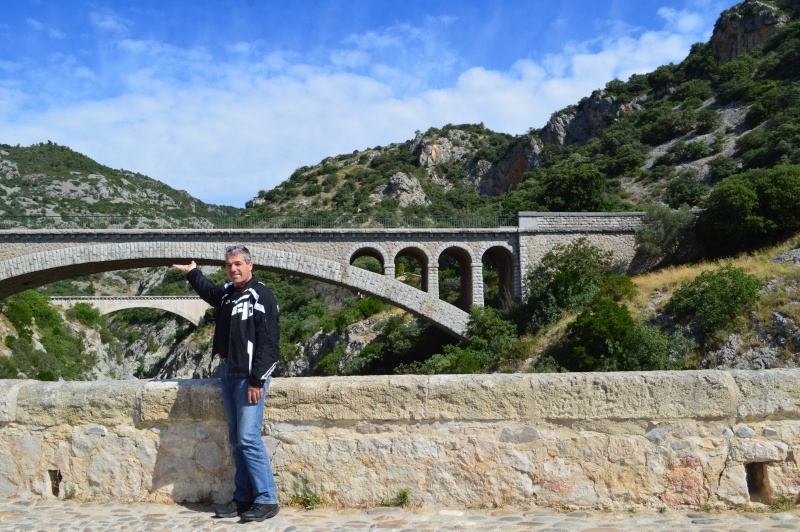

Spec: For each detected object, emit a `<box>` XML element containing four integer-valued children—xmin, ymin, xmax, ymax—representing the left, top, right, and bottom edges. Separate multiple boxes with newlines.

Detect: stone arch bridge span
<box><xmin>0</xmin><ymin>212</ymin><xmax>644</xmax><ymax>337</ymax></box>
<box><xmin>50</xmin><ymin>296</ymin><xmax>211</xmax><ymax>326</ymax></box>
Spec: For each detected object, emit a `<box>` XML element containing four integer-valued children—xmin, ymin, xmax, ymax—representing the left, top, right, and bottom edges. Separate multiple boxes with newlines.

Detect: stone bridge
<box><xmin>49</xmin><ymin>296</ymin><xmax>211</xmax><ymax>326</ymax></box>
<box><xmin>0</xmin><ymin>212</ymin><xmax>644</xmax><ymax>337</ymax></box>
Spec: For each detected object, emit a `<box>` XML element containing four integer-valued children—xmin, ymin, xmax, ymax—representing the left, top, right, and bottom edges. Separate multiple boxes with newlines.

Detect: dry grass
<box><xmin>630</xmin><ymin>233</ymin><xmax>800</xmax><ymax>318</ymax></box>
<box><xmin>514</xmin><ymin>231</ymin><xmax>800</xmax><ymax>372</ymax></box>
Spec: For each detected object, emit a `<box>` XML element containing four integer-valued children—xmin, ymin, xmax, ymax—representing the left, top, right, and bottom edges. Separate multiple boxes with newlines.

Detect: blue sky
<box><xmin>0</xmin><ymin>0</ymin><xmax>736</xmax><ymax>207</ymax></box>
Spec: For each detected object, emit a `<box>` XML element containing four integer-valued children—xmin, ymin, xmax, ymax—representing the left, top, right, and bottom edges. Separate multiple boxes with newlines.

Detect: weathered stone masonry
<box><xmin>0</xmin><ymin>212</ymin><xmax>645</xmax><ymax>337</ymax></box>
<box><xmin>0</xmin><ymin>370</ymin><xmax>798</xmax><ymax>508</ymax></box>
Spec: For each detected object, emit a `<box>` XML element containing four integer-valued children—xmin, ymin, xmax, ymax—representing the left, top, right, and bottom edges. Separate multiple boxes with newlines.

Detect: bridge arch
<box><xmin>51</xmin><ymin>297</ymin><xmax>210</xmax><ymax>326</ymax></box>
<box><xmin>481</xmin><ymin>245</ymin><xmax>516</xmax><ymax>309</ymax></box>
<box><xmin>393</xmin><ymin>246</ymin><xmax>431</xmax><ymax>293</ymax></box>
<box><xmin>0</xmin><ymin>242</ymin><xmax>469</xmax><ymax>338</ymax></box>
<box><xmin>348</xmin><ymin>245</ymin><xmax>388</xmax><ymax>273</ymax></box>
<box><xmin>436</xmin><ymin>244</ymin><xmax>475</xmax><ymax>311</ymax></box>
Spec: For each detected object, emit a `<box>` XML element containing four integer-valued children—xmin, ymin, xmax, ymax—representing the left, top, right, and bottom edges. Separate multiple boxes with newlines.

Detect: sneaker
<box><xmin>240</xmin><ymin>503</ymin><xmax>279</xmax><ymax>522</ymax></box>
<box><xmin>214</xmin><ymin>499</ymin><xmax>253</xmax><ymax>518</ymax></box>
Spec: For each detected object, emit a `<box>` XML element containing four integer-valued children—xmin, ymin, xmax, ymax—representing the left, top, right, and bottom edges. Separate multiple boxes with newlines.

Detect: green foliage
<box><xmin>65</xmin><ymin>302</ymin><xmax>101</xmax><ymax>327</ymax></box>
<box><xmin>706</xmin><ymin>156</ymin><xmax>738</xmax><ymax>182</ymax></box>
<box><xmin>664</xmin><ymin>169</ymin><xmax>709</xmax><ymax>208</ymax></box>
<box><xmin>654</xmin><ymin>141</ymin><xmax>711</xmax><ymax>167</ymax></box>
<box><xmin>672</xmin><ymin>80</ymin><xmax>714</xmax><ymax>103</ymax></box>
<box><xmin>334</xmin><ymin>297</ymin><xmax>390</xmax><ymax>334</ymax></box>
<box><xmin>695</xmin><ymin>109</ymin><xmax>723</xmax><ymax>134</ymax></box>
<box><xmin>698</xmin><ymin>164</ymin><xmax>800</xmax><ymax>254</ymax></box>
<box><xmin>314</xmin><ymin>343</ymin><xmax>347</xmax><ymax>376</ymax></box>
<box><xmin>396</xmin><ymin>307</ymin><xmax>521</xmax><ymax>374</ymax></box>
<box><xmin>523</xmin><ymin>237</ymin><xmax>613</xmax><ymax>333</ymax></box>
<box><xmin>1</xmin><ymin>291</ymin><xmax>94</xmax><ymax>380</ymax></box>
<box><xmin>664</xmin><ymin>263</ymin><xmax>761</xmax><ymax>339</ymax></box>
<box><xmin>635</xmin><ymin>204</ymin><xmax>695</xmax><ymax>264</ymax></box>
<box><xmin>640</xmin><ymin>107</ymin><xmax>698</xmax><ymax>145</ymax></box>
<box><xmin>352</xmin><ymin>255</ymin><xmax>383</xmax><ymax>273</ymax></box>
<box><xmin>291</xmin><ymin>480</ymin><xmax>322</xmax><ymax>509</ymax></box>
<box><xmin>598</xmin><ymin>274</ymin><xmax>638</xmax><ymax>302</ymax></box>
<box><xmin>518</xmin><ymin>162</ymin><xmax>610</xmax><ymax>213</ymax></box>
<box><xmin>559</xmin><ymin>296</ymin><xmax>692</xmax><ymax>372</ymax></box>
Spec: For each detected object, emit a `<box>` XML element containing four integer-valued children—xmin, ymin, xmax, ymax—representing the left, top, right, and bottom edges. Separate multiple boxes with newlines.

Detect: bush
<box><xmin>698</xmin><ymin>164</ymin><xmax>800</xmax><ymax>254</ymax></box>
<box><xmin>560</xmin><ymin>296</ymin><xmax>693</xmax><ymax>372</ymax></box>
<box><xmin>396</xmin><ymin>307</ymin><xmax>520</xmax><ymax>374</ymax></box>
<box><xmin>66</xmin><ymin>302</ymin><xmax>101</xmax><ymax>327</ymax></box>
<box><xmin>664</xmin><ymin>263</ymin><xmax>761</xmax><ymax>339</ymax></box>
<box><xmin>664</xmin><ymin>169</ymin><xmax>709</xmax><ymax>208</ymax></box>
<box><xmin>635</xmin><ymin>204</ymin><xmax>695</xmax><ymax>264</ymax></box>
<box><xmin>523</xmin><ymin>237</ymin><xmax>613</xmax><ymax>333</ymax></box>
<box><xmin>706</xmin><ymin>156</ymin><xmax>738</xmax><ymax>182</ymax></box>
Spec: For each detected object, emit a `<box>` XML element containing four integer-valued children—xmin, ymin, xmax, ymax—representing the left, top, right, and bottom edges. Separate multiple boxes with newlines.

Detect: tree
<box><xmin>523</xmin><ymin>237</ymin><xmax>613</xmax><ymax>333</ymax></box>
<box><xmin>698</xmin><ymin>164</ymin><xmax>800</xmax><ymax>254</ymax></box>
<box><xmin>635</xmin><ymin>204</ymin><xmax>695</xmax><ymax>265</ymax></box>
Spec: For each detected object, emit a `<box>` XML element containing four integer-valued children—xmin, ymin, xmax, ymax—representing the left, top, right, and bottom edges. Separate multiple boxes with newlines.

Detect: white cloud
<box><xmin>89</xmin><ymin>9</ymin><xmax>131</xmax><ymax>34</ymax></box>
<box><xmin>1</xmin><ymin>4</ymin><xmax>720</xmax><ymax>207</ymax></box>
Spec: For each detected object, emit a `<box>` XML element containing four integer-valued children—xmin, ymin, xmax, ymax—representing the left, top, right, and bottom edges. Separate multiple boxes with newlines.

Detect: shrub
<box><xmin>66</xmin><ymin>302</ymin><xmax>101</xmax><ymax>327</ymax></box>
<box><xmin>396</xmin><ymin>307</ymin><xmax>520</xmax><ymax>374</ymax></box>
<box><xmin>664</xmin><ymin>263</ymin><xmax>761</xmax><ymax>339</ymax></box>
<box><xmin>706</xmin><ymin>156</ymin><xmax>738</xmax><ymax>182</ymax></box>
<box><xmin>698</xmin><ymin>164</ymin><xmax>800</xmax><ymax>254</ymax></box>
<box><xmin>695</xmin><ymin>109</ymin><xmax>722</xmax><ymax>134</ymax></box>
<box><xmin>561</xmin><ymin>296</ymin><xmax>694</xmax><ymax>372</ymax></box>
<box><xmin>664</xmin><ymin>169</ymin><xmax>709</xmax><ymax>208</ymax></box>
<box><xmin>635</xmin><ymin>204</ymin><xmax>695</xmax><ymax>264</ymax></box>
<box><xmin>523</xmin><ymin>237</ymin><xmax>613</xmax><ymax>333</ymax></box>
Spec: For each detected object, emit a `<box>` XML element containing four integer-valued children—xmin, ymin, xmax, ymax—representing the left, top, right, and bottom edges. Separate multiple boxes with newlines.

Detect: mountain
<box><xmin>0</xmin><ymin>142</ymin><xmax>240</xmax><ymax>223</ymax></box>
<box><xmin>245</xmin><ymin>0</ymin><xmax>799</xmax><ymax>223</ymax></box>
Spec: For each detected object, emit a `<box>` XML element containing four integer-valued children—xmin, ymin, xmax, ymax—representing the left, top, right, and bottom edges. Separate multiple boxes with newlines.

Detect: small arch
<box><xmin>394</xmin><ymin>246</ymin><xmax>429</xmax><ymax>292</ymax></box>
<box><xmin>349</xmin><ymin>246</ymin><xmax>385</xmax><ymax>274</ymax></box>
<box><xmin>482</xmin><ymin>246</ymin><xmax>515</xmax><ymax>309</ymax></box>
<box><xmin>438</xmin><ymin>246</ymin><xmax>473</xmax><ymax>311</ymax></box>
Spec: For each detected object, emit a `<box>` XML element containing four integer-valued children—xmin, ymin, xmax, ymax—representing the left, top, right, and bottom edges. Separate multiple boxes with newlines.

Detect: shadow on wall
<box><xmin>142</xmin><ymin>378</ymin><xmax>234</xmax><ymax>504</ymax></box>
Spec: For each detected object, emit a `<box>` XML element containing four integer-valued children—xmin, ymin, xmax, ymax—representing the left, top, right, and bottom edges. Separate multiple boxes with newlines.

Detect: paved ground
<box><xmin>1</xmin><ymin>498</ymin><xmax>799</xmax><ymax>531</ymax></box>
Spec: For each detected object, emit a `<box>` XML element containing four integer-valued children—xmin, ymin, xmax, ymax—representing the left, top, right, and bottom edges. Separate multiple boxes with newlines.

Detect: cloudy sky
<box><xmin>0</xmin><ymin>0</ymin><xmax>736</xmax><ymax>207</ymax></box>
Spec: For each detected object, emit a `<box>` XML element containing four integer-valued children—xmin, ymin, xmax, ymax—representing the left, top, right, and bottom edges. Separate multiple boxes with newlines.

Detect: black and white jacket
<box><xmin>187</xmin><ymin>269</ymin><xmax>280</xmax><ymax>387</ymax></box>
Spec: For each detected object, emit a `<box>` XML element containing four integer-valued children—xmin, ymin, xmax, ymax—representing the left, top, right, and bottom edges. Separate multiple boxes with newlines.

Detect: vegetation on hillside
<box><xmin>0</xmin><ymin>141</ymin><xmax>240</xmax><ymax>223</ymax></box>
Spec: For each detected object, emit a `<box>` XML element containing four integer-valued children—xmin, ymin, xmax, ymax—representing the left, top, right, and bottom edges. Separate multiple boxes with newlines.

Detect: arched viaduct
<box><xmin>0</xmin><ymin>213</ymin><xmax>644</xmax><ymax>337</ymax></box>
<box><xmin>49</xmin><ymin>296</ymin><xmax>211</xmax><ymax>326</ymax></box>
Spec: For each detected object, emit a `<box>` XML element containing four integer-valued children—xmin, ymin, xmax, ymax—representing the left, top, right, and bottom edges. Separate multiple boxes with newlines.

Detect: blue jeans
<box><xmin>220</xmin><ymin>363</ymin><xmax>278</xmax><ymax>505</ymax></box>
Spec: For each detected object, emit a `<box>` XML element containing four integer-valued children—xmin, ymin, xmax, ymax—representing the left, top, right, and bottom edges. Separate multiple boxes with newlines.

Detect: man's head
<box><xmin>225</xmin><ymin>244</ymin><xmax>253</xmax><ymax>287</ymax></box>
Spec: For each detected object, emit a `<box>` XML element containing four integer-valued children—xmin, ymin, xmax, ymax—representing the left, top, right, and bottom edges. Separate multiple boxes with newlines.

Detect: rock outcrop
<box><xmin>371</xmin><ymin>172</ymin><xmax>430</xmax><ymax>207</ymax></box>
<box><xmin>475</xmin><ymin>136</ymin><xmax>543</xmax><ymax>195</ymax></box>
<box><xmin>711</xmin><ymin>0</ymin><xmax>791</xmax><ymax>64</ymax></box>
<box><xmin>540</xmin><ymin>92</ymin><xmax>645</xmax><ymax>146</ymax></box>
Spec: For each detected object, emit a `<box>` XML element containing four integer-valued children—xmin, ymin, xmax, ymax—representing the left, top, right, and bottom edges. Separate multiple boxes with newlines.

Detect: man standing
<box><xmin>173</xmin><ymin>244</ymin><xmax>280</xmax><ymax>522</ymax></box>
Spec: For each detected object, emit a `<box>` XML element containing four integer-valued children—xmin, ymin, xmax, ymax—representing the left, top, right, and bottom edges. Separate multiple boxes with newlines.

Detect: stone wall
<box><xmin>1</xmin><ymin>370</ymin><xmax>798</xmax><ymax>509</ymax></box>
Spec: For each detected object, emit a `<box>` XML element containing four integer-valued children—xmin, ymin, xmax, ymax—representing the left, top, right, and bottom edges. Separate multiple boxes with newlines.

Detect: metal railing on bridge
<box><xmin>0</xmin><ymin>214</ymin><xmax>518</xmax><ymax>230</ymax></box>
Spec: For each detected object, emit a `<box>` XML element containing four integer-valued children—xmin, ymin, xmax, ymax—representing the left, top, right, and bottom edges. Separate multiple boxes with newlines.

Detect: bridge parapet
<box><xmin>0</xmin><ymin>370</ymin><xmax>798</xmax><ymax>507</ymax></box>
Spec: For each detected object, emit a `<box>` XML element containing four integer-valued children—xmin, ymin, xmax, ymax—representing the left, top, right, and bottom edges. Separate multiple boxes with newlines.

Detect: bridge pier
<box><xmin>471</xmin><ymin>263</ymin><xmax>484</xmax><ymax>309</ymax></box>
<box><xmin>426</xmin><ymin>265</ymin><xmax>439</xmax><ymax>299</ymax></box>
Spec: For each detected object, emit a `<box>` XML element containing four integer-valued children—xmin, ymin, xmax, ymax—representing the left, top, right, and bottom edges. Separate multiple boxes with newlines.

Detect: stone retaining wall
<box><xmin>2</xmin><ymin>370</ymin><xmax>798</xmax><ymax>509</ymax></box>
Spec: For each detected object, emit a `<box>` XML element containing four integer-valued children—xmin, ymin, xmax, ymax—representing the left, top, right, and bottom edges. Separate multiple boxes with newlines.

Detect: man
<box><xmin>173</xmin><ymin>244</ymin><xmax>280</xmax><ymax>522</ymax></box>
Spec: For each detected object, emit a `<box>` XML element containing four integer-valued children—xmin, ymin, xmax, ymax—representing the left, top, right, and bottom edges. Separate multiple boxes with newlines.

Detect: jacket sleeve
<box><xmin>249</xmin><ymin>286</ymin><xmax>280</xmax><ymax>386</ymax></box>
<box><xmin>187</xmin><ymin>268</ymin><xmax>226</xmax><ymax>308</ymax></box>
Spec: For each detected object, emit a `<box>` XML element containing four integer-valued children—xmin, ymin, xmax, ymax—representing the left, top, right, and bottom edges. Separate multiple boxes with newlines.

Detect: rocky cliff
<box><xmin>711</xmin><ymin>0</ymin><xmax>792</xmax><ymax>64</ymax></box>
